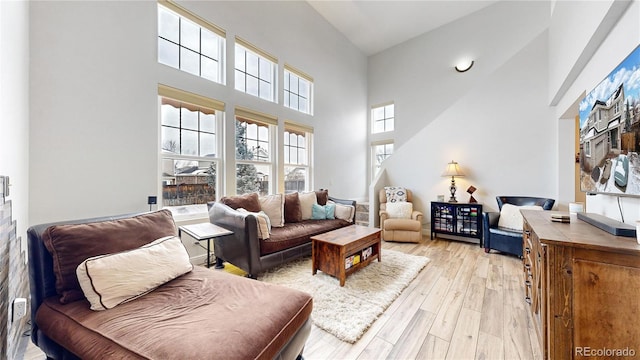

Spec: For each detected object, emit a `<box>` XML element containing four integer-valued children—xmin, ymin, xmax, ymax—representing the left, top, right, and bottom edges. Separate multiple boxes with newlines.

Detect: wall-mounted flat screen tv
<box><xmin>579</xmin><ymin>44</ymin><xmax>640</xmax><ymax>196</ymax></box>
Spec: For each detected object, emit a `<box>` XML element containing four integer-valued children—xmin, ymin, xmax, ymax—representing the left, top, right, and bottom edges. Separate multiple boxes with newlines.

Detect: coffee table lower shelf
<box><xmin>311</xmin><ymin>225</ymin><xmax>382</xmax><ymax>286</ymax></box>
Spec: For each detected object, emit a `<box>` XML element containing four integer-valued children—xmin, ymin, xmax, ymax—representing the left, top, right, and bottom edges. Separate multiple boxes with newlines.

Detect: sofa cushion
<box><xmin>237</xmin><ymin>209</ymin><xmax>271</xmax><ymax>239</ymax></box>
<box><xmin>384</xmin><ymin>218</ymin><xmax>421</xmax><ymax>231</ymax></box>
<box><xmin>498</xmin><ymin>203</ymin><xmax>543</xmax><ymax>231</ymax></box>
<box><xmin>329</xmin><ymin>200</ymin><xmax>354</xmax><ymax>223</ymax></box>
<box><xmin>489</xmin><ymin>227</ymin><xmax>522</xmax><ymax>237</ymax></box>
<box><xmin>259</xmin><ymin>193</ymin><xmax>285</xmax><ymax>227</ymax></box>
<box><xmin>284</xmin><ymin>192</ymin><xmax>302</xmax><ymax>223</ymax></box>
<box><xmin>36</xmin><ymin>267</ymin><xmax>312</xmax><ymax>360</ymax></box>
<box><xmin>299</xmin><ymin>191</ymin><xmax>318</xmax><ymax>220</ymax></box>
<box><xmin>43</xmin><ymin>209</ymin><xmax>178</xmax><ymax>304</ymax></box>
<box><xmin>220</xmin><ymin>192</ymin><xmax>261</xmax><ymax>213</ymax></box>
<box><xmin>315</xmin><ymin>189</ymin><xmax>329</xmax><ymax>205</ymax></box>
<box><xmin>76</xmin><ymin>236</ymin><xmax>193</xmax><ymax>311</ymax></box>
<box><xmin>386</xmin><ymin>202</ymin><xmax>413</xmax><ymax>219</ymax></box>
<box><xmin>260</xmin><ymin>219</ymin><xmax>349</xmax><ymax>255</ymax></box>
<box><xmin>311</xmin><ymin>203</ymin><xmax>336</xmax><ymax>220</ymax></box>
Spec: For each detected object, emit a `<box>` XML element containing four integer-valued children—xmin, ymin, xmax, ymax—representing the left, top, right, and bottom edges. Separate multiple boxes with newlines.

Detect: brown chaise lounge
<box><xmin>28</xmin><ymin>210</ymin><xmax>312</xmax><ymax>360</ymax></box>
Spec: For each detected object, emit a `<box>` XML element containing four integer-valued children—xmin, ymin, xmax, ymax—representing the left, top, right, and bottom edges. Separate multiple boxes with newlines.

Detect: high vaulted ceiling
<box><xmin>307</xmin><ymin>0</ymin><xmax>499</xmax><ymax>56</ymax></box>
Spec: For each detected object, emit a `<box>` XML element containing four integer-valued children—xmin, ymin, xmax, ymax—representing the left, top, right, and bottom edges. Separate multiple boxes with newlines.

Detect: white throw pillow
<box><xmin>497</xmin><ymin>203</ymin><xmax>544</xmax><ymax>231</ymax></box>
<box><xmin>329</xmin><ymin>200</ymin><xmax>355</xmax><ymax>222</ymax></box>
<box><xmin>237</xmin><ymin>208</ymin><xmax>271</xmax><ymax>239</ymax></box>
<box><xmin>385</xmin><ymin>202</ymin><xmax>413</xmax><ymax>219</ymax></box>
<box><xmin>76</xmin><ymin>236</ymin><xmax>193</xmax><ymax>311</ymax></box>
<box><xmin>259</xmin><ymin>193</ymin><xmax>284</xmax><ymax>227</ymax></box>
<box><xmin>299</xmin><ymin>191</ymin><xmax>318</xmax><ymax>220</ymax></box>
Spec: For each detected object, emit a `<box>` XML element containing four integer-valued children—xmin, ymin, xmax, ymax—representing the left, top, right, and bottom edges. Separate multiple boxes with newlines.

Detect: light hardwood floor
<box><xmin>25</xmin><ymin>236</ymin><xmax>540</xmax><ymax>360</ymax></box>
<box><xmin>303</xmin><ymin>237</ymin><xmax>541</xmax><ymax>360</ymax></box>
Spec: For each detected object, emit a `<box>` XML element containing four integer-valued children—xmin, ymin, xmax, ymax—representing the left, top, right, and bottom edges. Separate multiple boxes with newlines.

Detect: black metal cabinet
<box><xmin>430</xmin><ymin>202</ymin><xmax>483</xmax><ymax>247</ymax></box>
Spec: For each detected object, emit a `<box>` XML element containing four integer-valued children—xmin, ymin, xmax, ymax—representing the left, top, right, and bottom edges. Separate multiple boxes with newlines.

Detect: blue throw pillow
<box><xmin>325</xmin><ymin>203</ymin><xmax>336</xmax><ymax>219</ymax></box>
<box><xmin>311</xmin><ymin>204</ymin><xmax>326</xmax><ymax>220</ymax></box>
<box><xmin>312</xmin><ymin>203</ymin><xmax>336</xmax><ymax>220</ymax></box>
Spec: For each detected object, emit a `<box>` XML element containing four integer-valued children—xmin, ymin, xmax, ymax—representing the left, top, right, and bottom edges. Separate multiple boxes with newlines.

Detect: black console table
<box><xmin>430</xmin><ymin>201</ymin><xmax>483</xmax><ymax>247</ymax></box>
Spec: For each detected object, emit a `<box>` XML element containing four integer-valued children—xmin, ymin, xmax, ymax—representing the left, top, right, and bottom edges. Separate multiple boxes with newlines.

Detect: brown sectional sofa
<box><xmin>28</xmin><ymin>210</ymin><xmax>312</xmax><ymax>360</ymax></box>
<box><xmin>209</xmin><ymin>190</ymin><xmax>356</xmax><ymax>278</ymax></box>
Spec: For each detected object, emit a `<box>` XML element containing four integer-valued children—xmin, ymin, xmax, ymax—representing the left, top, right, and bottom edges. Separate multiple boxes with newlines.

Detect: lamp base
<box><xmin>449</xmin><ymin>179</ymin><xmax>457</xmax><ymax>203</ymax></box>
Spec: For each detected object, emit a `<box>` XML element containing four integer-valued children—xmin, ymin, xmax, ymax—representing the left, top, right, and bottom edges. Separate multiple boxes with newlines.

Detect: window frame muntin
<box><xmin>157</xmin><ymin>1</ymin><xmax>226</xmax><ymax>84</ymax></box>
<box><xmin>234</xmin><ymin>37</ymin><xmax>278</xmax><ymax>103</ymax></box>
<box><xmin>284</xmin><ymin>64</ymin><xmax>314</xmax><ymax>115</ymax></box>
<box><xmin>234</xmin><ymin>107</ymin><xmax>277</xmax><ymax>195</ymax></box>
<box><xmin>284</xmin><ymin>120</ymin><xmax>313</xmax><ymax>193</ymax></box>
<box><xmin>371</xmin><ymin>102</ymin><xmax>395</xmax><ymax>134</ymax></box>
<box><xmin>371</xmin><ymin>139</ymin><xmax>394</xmax><ymax>179</ymax></box>
<box><xmin>158</xmin><ymin>85</ymin><xmax>225</xmax><ymax>207</ymax></box>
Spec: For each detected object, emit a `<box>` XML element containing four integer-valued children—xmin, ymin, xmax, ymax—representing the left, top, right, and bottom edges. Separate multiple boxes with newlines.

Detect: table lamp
<box><xmin>442</xmin><ymin>160</ymin><xmax>464</xmax><ymax>202</ymax></box>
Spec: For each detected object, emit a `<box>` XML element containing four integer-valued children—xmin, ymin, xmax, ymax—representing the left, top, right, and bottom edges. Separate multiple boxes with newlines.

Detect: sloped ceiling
<box><xmin>307</xmin><ymin>0</ymin><xmax>499</xmax><ymax>56</ymax></box>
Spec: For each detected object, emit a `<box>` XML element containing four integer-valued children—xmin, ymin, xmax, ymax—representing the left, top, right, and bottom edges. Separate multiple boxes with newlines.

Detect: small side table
<box><xmin>178</xmin><ymin>223</ymin><xmax>233</xmax><ymax>268</ymax></box>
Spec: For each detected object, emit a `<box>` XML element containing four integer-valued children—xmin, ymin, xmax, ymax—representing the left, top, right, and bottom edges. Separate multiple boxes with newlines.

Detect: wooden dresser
<box><xmin>521</xmin><ymin>210</ymin><xmax>640</xmax><ymax>359</ymax></box>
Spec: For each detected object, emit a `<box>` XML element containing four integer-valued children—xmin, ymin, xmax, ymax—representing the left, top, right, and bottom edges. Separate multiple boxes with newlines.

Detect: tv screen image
<box><xmin>579</xmin><ymin>44</ymin><xmax>640</xmax><ymax>196</ymax></box>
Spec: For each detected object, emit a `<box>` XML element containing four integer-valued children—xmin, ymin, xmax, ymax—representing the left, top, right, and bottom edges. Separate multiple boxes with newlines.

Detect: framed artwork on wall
<box><xmin>579</xmin><ymin>44</ymin><xmax>640</xmax><ymax>196</ymax></box>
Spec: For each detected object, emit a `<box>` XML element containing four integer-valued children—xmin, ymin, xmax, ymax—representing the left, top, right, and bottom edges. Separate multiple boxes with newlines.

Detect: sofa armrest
<box><xmin>482</xmin><ymin>211</ymin><xmax>500</xmax><ymax>245</ymax></box>
<box><xmin>411</xmin><ymin>211</ymin><xmax>423</xmax><ymax>223</ymax></box>
<box><xmin>329</xmin><ymin>196</ymin><xmax>357</xmax><ymax>223</ymax></box>
<box><xmin>483</xmin><ymin>211</ymin><xmax>500</xmax><ymax>227</ymax></box>
<box><xmin>209</xmin><ymin>202</ymin><xmax>261</xmax><ymax>275</ymax></box>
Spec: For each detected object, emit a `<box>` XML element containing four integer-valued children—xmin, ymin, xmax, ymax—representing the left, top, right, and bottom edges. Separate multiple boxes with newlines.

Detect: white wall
<box><xmin>29</xmin><ymin>1</ymin><xmax>367</xmax><ymax>225</ymax></box>
<box><xmin>548</xmin><ymin>0</ymin><xmax>620</xmax><ymax>105</ymax></box>
<box><xmin>1</xmin><ymin>1</ymin><xmax>29</xmax><ymax>248</ymax></box>
<box><xmin>368</xmin><ymin>1</ymin><xmax>555</xmax><ymax>222</ymax></box>
<box><xmin>552</xmin><ymin>0</ymin><xmax>640</xmax><ymax>224</ymax></box>
<box><xmin>369</xmin><ymin>1</ymin><xmax>551</xmax><ymax>151</ymax></box>
<box><xmin>29</xmin><ymin>1</ymin><xmax>158</xmax><ymax>225</ymax></box>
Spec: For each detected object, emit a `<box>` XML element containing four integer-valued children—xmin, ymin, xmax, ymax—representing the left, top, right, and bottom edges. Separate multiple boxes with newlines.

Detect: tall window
<box><xmin>157</xmin><ymin>2</ymin><xmax>226</xmax><ymax>84</ymax></box>
<box><xmin>159</xmin><ymin>85</ymin><xmax>224</xmax><ymax>206</ymax></box>
<box><xmin>284</xmin><ymin>121</ymin><xmax>313</xmax><ymax>193</ymax></box>
<box><xmin>235</xmin><ymin>107</ymin><xmax>276</xmax><ymax>195</ymax></box>
<box><xmin>235</xmin><ymin>37</ymin><xmax>277</xmax><ymax>102</ymax></box>
<box><xmin>284</xmin><ymin>65</ymin><xmax>313</xmax><ymax>115</ymax></box>
<box><xmin>372</xmin><ymin>103</ymin><xmax>394</xmax><ymax>133</ymax></box>
<box><xmin>372</xmin><ymin>142</ymin><xmax>394</xmax><ymax>178</ymax></box>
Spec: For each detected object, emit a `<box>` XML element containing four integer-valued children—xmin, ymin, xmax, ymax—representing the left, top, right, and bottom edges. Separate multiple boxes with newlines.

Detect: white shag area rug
<box><xmin>259</xmin><ymin>249</ymin><xmax>430</xmax><ymax>343</ymax></box>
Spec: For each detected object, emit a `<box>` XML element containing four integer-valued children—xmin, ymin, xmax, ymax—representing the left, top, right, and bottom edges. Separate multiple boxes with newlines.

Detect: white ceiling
<box><xmin>307</xmin><ymin>0</ymin><xmax>499</xmax><ymax>56</ymax></box>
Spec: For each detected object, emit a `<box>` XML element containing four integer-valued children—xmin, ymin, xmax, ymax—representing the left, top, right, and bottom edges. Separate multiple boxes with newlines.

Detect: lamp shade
<box><xmin>442</xmin><ymin>161</ymin><xmax>464</xmax><ymax>177</ymax></box>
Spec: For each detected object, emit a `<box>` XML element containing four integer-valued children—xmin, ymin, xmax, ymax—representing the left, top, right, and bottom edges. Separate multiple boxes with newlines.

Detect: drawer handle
<box><xmin>525</xmin><ymin>280</ymin><xmax>531</xmax><ymax>287</ymax></box>
<box><xmin>525</xmin><ymin>296</ymin><xmax>532</xmax><ymax>304</ymax></box>
<box><xmin>525</xmin><ymin>247</ymin><xmax>531</xmax><ymax>254</ymax></box>
<box><xmin>524</xmin><ymin>264</ymin><xmax>530</xmax><ymax>270</ymax></box>
<box><xmin>524</xmin><ymin>230</ymin><xmax>531</xmax><ymax>236</ymax></box>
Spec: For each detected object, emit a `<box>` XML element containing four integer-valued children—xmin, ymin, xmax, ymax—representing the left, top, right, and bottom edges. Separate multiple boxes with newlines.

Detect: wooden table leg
<box><xmin>312</xmin><ymin>240</ymin><xmax>318</xmax><ymax>275</ymax></box>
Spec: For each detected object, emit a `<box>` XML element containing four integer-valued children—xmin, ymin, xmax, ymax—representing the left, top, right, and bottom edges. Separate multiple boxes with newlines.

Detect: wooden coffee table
<box><xmin>311</xmin><ymin>225</ymin><xmax>382</xmax><ymax>286</ymax></box>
